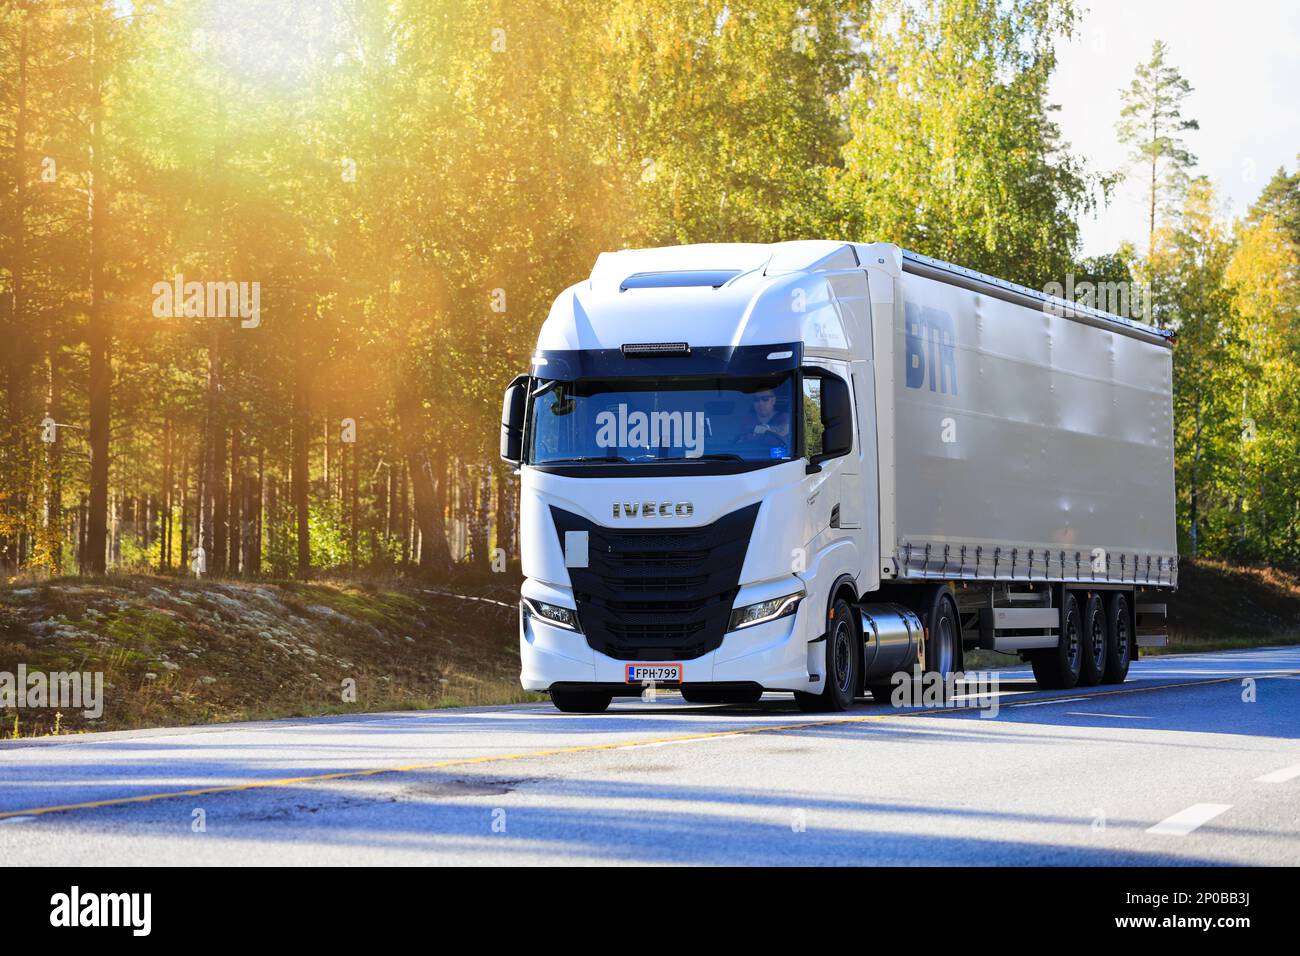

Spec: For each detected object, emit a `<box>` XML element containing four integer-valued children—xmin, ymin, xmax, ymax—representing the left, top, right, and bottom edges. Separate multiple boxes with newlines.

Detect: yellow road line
<box><xmin>0</xmin><ymin>672</ymin><xmax>1292</xmax><ymax>822</ymax></box>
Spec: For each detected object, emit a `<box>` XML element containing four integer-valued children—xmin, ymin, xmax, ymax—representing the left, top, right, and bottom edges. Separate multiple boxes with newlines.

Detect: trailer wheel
<box><xmin>1102</xmin><ymin>592</ymin><xmax>1133</xmax><ymax>684</ymax></box>
<box><xmin>549</xmin><ymin>689</ymin><xmax>613</xmax><ymax>713</ymax></box>
<box><xmin>1029</xmin><ymin>592</ymin><xmax>1083</xmax><ymax>690</ymax></box>
<box><xmin>794</xmin><ymin>598</ymin><xmax>858</xmax><ymax>712</ymax></box>
<box><xmin>1078</xmin><ymin>593</ymin><xmax>1107</xmax><ymax>687</ymax></box>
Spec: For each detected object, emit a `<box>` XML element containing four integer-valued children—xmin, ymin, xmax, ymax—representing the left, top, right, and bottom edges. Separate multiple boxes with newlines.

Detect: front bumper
<box><xmin>519</xmin><ymin>599</ymin><xmax>815</xmax><ymax>695</ymax></box>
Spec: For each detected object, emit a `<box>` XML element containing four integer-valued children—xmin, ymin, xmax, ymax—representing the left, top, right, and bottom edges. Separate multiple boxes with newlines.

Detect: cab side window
<box><xmin>803</xmin><ymin>378</ymin><xmax>824</xmax><ymax>458</ymax></box>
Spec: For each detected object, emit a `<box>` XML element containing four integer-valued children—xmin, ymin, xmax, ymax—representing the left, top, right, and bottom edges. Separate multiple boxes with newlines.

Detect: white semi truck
<box><xmin>501</xmin><ymin>241</ymin><xmax>1176</xmax><ymax>713</ymax></box>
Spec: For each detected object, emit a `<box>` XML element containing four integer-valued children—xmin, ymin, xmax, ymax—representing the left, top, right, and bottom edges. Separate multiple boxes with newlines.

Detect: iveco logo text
<box><xmin>612</xmin><ymin>501</ymin><xmax>695</xmax><ymax>518</ymax></box>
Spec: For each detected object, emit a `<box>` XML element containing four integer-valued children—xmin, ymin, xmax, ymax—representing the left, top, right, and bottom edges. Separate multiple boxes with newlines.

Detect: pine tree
<box><xmin>1116</xmin><ymin>40</ymin><xmax>1200</xmax><ymax>255</ymax></box>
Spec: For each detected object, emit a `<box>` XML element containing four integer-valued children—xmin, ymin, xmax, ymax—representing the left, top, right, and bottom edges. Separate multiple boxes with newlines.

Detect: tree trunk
<box><xmin>406</xmin><ymin>445</ymin><xmax>450</xmax><ymax>574</ymax></box>
<box><xmin>293</xmin><ymin>348</ymin><xmax>311</xmax><ymax>579</ymax></box>
<box><xmin>398</xmin><ymin>461</ymin><xmax>410</xmax><ymax>566</ymax></box>
<box><xmin>495</xmin><ymin>462</ymin><xmax>515</xmax><ymax>566</ymax></box>
<box><xmin>1190</xmin><ymin>390</ymin><xmax>1202</xmax><ymax>557</ymax></box>
<box><xmin>471</xmin><ymin>465</ymin><xmax>490</xmax><ymax>567</ymax></box>
<box><xmin>159</xmin><ymin>418</ymin><xmax>173</xmax><ymax>572</ymax></box>
<box><xmin>228</xmin><ymin>425</ymin><xmax>242</xmax><ymax>574</ymax></box>
<box><xmin>349</xmin><ymin>440</ymin><xmax>359</xmax><ymax>567</ymax></box>
<box><xmin>85</xmin><ymin>9</ymin><xmax>111</xmax><ymax>575</ymax></box>
<box><xmin>384</xmin><ymin>460</ymin><xmax>395</xmax><ymax>539</ymax></box>
<box><xmin>1148</xmin><ymin>145</ymin><xmax>1157</xmax><ymax>254</ymax></box>
<box><xmin>210</xmin><ymin>371</ymin><xmax>227</xmax><ymax>576</ymax></box>
<box><xmin>179</xmin><ymin>442</ymin><xmax>190</xmax><ymax>574</ymax></box>
<box><xmin>4</xmin><ymin>8</ymin><xmax>32</xmax><ymax>573</ymax></box>
<box><xmin>44</xmin><ymin>328</ymin><xmax>63</xmax><ymax>574</ymax></box>
<box><xmin>247</xmin><ymin>445</ymin><xmax>264</xmax><ymax>575</ymax></box>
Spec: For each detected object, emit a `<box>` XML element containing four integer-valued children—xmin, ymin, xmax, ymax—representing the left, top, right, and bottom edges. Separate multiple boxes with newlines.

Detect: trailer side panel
<box><xmin>890</xmin><ymin>270</ymin><xmax>1177</xmax><ymax>586</ymax></box>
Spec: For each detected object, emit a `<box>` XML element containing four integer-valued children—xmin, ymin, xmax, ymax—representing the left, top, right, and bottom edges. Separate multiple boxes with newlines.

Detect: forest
<box><xmin>1</xmin><ymin>0</ymin><xmax>1297</xmax><ymax>582</ymax></box>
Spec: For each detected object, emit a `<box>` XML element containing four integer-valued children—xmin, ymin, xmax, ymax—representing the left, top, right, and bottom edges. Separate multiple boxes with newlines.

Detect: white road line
<box><xmin>1255</xmin><ymin>763</ymin><xmax>1300</xmax><ymax>783</ymax></box>
<box><xmin>1147</xmin><ymin>803</ymin><xmax>1232</xmax><ymax>836</ymax></box>
<box><xmin>1065</xmin><ymin>712</ymin><xmax>1152</xmax><ymax>719</ymax></box>
<box><xmin>1011</xmin><ymin>697</ymin><xmax>1088</xmax><ymax>707</ymax></box>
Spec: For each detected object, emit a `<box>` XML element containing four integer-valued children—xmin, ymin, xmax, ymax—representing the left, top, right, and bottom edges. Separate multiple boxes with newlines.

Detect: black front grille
<box><xmin>603</xmin><ymin>574</ymin><xmax>708</xmax><ymax>593</ymax></box>
<box><xmin>608</xmin><ymin>620</ymin><xmax>707</xmax><ymax>641</ymax></box>
<box><xmin>551</xmin><ymin>503</ymin><xmax>760</xmax><ymax>661</ymax></box>
<box><xmin>612</xmin><ymin>549</ymin><xmax>711</xmax><ymax>569</ymax></box>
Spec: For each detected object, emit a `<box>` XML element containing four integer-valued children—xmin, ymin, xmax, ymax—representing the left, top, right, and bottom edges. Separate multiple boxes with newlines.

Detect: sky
<box><xmin>1050</xmin><ymin>0</ymin><xmax>1300</xmax><ymax>256</ymax></box>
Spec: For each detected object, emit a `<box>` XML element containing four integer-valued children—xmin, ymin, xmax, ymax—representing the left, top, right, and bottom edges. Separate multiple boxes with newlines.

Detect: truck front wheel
<box><xmin>1029</xmin><ymin>592</ymin><xmax>1083</xmax><ymax>690</ymax></box>
<box><xmin>549</xmin><ymin>688</ymin><xmax>613</xmax><ymax>713</ymax></box>
<box><xmin>794</xmin><ymin>598</ymin><xmax>859</xmax><ymax>712</ymax></box>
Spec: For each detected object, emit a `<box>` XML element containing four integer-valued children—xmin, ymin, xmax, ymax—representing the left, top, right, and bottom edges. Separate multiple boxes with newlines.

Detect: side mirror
<box><xmin>803</xmin><ymin>368</ymin><xmax>853</xmax><ymax>470</ymax></box>
<box><xmin>500</xmin><ymin>374</ymin><xmax>529</xmax><ymax>465</ymax></box>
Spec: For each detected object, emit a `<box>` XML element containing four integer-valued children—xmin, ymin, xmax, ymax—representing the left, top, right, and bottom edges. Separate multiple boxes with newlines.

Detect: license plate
<box><xmin>625</xmin><ymin>663</ymin><xmax>683</xmax><ymax>683</ymax></box>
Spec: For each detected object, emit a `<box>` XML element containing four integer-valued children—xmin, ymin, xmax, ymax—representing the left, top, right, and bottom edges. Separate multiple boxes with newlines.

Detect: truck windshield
<box><xmin>526</xmin><ymin>375</ymin><xmax>798</xmax><ymax>466</ymax></box>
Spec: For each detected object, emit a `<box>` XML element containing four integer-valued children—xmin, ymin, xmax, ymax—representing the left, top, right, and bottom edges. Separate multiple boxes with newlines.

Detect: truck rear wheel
<box><xmin>1029</xmin><ymin>592</ymin><xmax>1083</xmax><ymax>690</ymax></box>
<box><xmin>549</xmin><ymin>688</ymin><xmax>613</xmax><ymax>713</ymax></box>
<box><xmin>1078</xmin><ymin>593</ymin><xmax>1107</xmax><ymax>687</ymax></box>
<box><xmin>923</xmin><ymin>590</ymin><xmax>960</xmax><ymax>698</ymax></box>
<box><xmin>1102</xmin><ymin>592</ymin><xmax>1133</xmax><ymax>684</ymax></box>
<box><xmin>794</xmin><ymin>597</ymin><xmax>858</xmax><ymax>712</ymax></box>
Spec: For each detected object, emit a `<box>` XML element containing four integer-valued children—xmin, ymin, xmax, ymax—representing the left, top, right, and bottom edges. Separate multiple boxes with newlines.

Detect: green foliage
<box><xmin>832</xmin><ymin>0</ymin><xmax>1097</xmax><ymax>287</ymax></box>
<box><xmin>1248</xmin><ymin>159</ymin><xmax>1300</xmax><ymax>248</ymax></box>
<box><xmin>0</xmin><ymin>0</ymin><xmax>1295</xmax><ymax>582</ymax></box>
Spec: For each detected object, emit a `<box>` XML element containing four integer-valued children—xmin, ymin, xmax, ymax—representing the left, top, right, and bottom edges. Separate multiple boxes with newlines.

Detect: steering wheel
<box><xmin>734</xmin><ymin>427</ymin><xmax>788</xmax><ymax>450</ymax></box>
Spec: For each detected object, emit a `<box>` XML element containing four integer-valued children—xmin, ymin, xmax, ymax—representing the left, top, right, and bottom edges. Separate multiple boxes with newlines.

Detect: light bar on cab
<box><xmin>620</xmin><ymin>342</ymin><xmax>691</xmax><ymax>357</ymax></box>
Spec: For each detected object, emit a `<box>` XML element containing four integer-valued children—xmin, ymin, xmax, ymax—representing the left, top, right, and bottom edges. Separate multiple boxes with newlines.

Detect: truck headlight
<box><xmin>521</xmin><ymin>597</ymin><xmax>582</xmax><ymax>632</ymax></box>
<box><xmin>728</xmin><ymin>591</ymin><xmax>803</xmax><ymax>631</ymax></box>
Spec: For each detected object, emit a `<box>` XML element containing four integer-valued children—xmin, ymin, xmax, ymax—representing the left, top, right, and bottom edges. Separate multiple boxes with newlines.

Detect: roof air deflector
<box><xmin>620</xmin><ymin>270</ymin><xmax>742</xmax><ymax>292</ymax></box>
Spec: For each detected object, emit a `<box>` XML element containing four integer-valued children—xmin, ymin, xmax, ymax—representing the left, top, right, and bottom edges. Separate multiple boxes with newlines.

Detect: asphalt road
<box><xmin>2</xmin><ymin>646</ymin><xmax>1299</xmax><ymax>865</ymax></box>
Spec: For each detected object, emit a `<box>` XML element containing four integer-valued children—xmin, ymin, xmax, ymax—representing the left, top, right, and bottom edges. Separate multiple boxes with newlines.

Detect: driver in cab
<box><xmin>736</xmin><ymin>389</ymin><xmax>791</xmax><ymax>444</ymax></box>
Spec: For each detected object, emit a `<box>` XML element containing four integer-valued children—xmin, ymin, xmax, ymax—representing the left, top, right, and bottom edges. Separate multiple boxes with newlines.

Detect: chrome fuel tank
<box><xmin>859</xmin><ymin>603</ymin><xmax>923</xmax><ymax>679</ymax></box>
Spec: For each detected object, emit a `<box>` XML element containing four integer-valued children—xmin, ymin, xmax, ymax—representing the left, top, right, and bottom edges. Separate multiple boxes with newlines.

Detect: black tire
<box><xmin>1102</xmin><ymin>592</ymin><xmax>1133</xmax><ymax>684</ymax></box>
<box><xmin>549</xmin><ymin>688</ymin><xmax>613</xmax><ymax>713</ymax></box>
<box><xmin>681</xmin><ymin>686</ymin><xmax>763</xmax><ymax>705</ymax></box>
<box><xmin>1078</xmin><ymin>592</ymin><xmax>1107</xmax><ymax>687</ymax></box>
<box><xmin>794</xmin><ymin>597</ymin><xmax>859</xmax><ymax>712</ymax></box>
<box><xmin>922</xmin><ymin>589</ymin><xmax>960</xmax><ymax>699</ymax></box>
<box><xmin>1029</xmin><ymin>592</ymin><xmax>1083</xmax><ymax>690</ymax></box>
